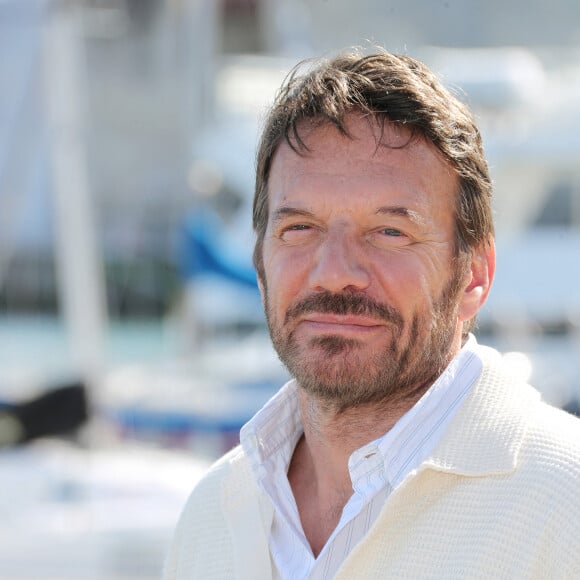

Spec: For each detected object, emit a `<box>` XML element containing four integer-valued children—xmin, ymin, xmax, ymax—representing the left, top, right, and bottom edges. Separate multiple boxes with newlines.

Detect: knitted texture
<box><xmin>163</xmin><ymin>447</ymin><xmax>241</xmax><ymax>579</ymax></box>
<box><xmin>163</xmin><ymin>351</ymin><xmax>580</xmax><ymax>579</ymax></box>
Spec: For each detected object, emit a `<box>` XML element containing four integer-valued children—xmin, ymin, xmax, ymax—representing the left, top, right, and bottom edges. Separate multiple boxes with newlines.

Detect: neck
<box><xmin>287</xmin><ymin>334</ymin><xmax>465</xmax><ymax>555</ymax></box>
<box><xmin>287</xmin><ymin>385</ymin><xmax>429</xmax><ymax>557</ymax></box>
<box><xmin>296</xmin><ymin>384</ymin><xmax>428</xmax><ymax>482</ymax></box>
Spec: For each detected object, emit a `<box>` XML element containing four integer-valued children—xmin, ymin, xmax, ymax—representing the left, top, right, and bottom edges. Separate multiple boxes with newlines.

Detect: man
<box><xmin>164</xmin><ymin>50</ymin><xmax>580</xmax><ymax>579</ymax></box>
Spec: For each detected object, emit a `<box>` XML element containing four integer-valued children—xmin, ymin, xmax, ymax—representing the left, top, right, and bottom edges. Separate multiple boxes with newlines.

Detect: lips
<box><xmin>302</xmin><ymin>313</ymin><xmax>384</xmax><ymax>327</ymax></box>
<box><xmin>284</xmin><ymin>291</ymin><xmax>404</xmax><ymax>328</ymax></box>
<box><xmin>284</xmin><ymin>292</ymin><xmax>403</xmax><ymax>330</ymax></box>
<box><xmin>299</xmin><ymin>313</ymin><xmax>386</xmax><ymax>334</ymax></box>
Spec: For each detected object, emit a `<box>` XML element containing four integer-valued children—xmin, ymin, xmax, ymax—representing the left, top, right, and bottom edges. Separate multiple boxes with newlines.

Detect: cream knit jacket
<box><xmin>163</xmin><ymin>347</ymin><xmax>580</xmax><ymax>579</ymax></box>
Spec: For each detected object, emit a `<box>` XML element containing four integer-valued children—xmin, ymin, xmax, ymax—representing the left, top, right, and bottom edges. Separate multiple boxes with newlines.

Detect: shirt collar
<box><xmin>241</xmin><ymin>335</ymin><xmax>484</xmax><ymax>488</ymax></box>
<box><xmin>348</xmin><ymin>334</ymin><xmax>483</xmax><ymax>488</ymax></box>
<box><xmin>241</xmin><ymin>379</ymin><xmax>302</xmax><ymax>485</ymax></box>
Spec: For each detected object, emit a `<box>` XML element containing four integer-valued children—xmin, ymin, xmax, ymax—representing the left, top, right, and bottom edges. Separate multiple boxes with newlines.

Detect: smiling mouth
<box><xmin>300</xmin><ymin>314</ymin><xmax>386</xmax><ymax>333</ymax></box>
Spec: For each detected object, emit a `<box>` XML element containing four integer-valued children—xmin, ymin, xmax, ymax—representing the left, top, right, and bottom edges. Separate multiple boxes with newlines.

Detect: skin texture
<box><xmin>258</xmin><ymin>113</ymin><xmax>495</xmax><ymax>556</ymax></box>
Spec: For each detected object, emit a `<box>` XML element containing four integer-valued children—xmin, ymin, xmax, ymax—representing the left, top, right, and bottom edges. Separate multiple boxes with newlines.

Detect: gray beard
<box><xmin>264</xmin><ymin>267</ymin><xmax>464</xmax><ymax>412</ymax></box>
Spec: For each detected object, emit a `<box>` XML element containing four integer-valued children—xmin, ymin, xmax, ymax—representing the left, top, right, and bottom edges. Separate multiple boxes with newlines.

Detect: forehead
<box><xmin>268</xmin><ymin>115</ymin><xmax>458</xmax><ymax>218</ymax></box>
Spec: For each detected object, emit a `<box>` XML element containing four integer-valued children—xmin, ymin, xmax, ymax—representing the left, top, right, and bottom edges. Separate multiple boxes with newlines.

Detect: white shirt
<box><xmin>240</xmin><ymin>335</ymin><xmax>484</xmax><ymax>579</ymax></box>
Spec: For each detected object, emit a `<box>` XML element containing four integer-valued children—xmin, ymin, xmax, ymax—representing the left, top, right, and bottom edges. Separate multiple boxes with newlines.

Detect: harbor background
<box><xmin>1</xmin><ymin>1</ymin><xmax>580</xmax><ymax>577</ymax></box>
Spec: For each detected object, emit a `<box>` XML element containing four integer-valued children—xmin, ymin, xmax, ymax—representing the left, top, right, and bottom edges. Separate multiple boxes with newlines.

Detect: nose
<box><xmin>308</xmin><ymin>230</ymin><xmax>371</xmax><ymax>293</ymax></box>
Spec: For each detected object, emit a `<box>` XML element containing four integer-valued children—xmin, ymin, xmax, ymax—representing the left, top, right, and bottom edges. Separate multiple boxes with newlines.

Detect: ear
<box><xmin>458</xmin><ymin>237</ymin><xmax>496</xmax><ymax>323</ymax></box>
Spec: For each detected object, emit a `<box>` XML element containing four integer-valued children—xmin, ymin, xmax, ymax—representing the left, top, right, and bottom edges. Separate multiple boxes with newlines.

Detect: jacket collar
<box><xmin>424</xmin><ymin>345</ymin><xmax>541</xmax><ymax>477</ymax></box>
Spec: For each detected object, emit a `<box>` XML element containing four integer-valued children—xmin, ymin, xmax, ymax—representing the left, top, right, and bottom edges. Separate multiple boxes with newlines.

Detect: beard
<box><xmin>263</xmin><ymin>264</ymin><xmax>466</xmax><ymax>411</ymax></box>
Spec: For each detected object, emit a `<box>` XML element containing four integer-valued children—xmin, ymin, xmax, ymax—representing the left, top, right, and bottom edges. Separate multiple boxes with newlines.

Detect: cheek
<box><xmin>372</xmin><ymin>254</ymin><xmax>445</xmax><ymax>312</ymax></box>
<box><xmin>265</xmin><ymin>246</ymin><xmax>310</xmax><ymax>288</ymax></box>
<box><xmin>263</xmin><ymin>257</ymin><xmax>299</xmax><ymax>319</ymax></box>
<box><xmin>372</xmin><ymin>254</ymin><xmax>424</xmax><ymax>293</ymax></box>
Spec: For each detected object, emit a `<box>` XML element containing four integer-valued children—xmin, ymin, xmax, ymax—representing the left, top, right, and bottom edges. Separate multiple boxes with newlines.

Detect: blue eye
<box><xmin>381</xmin><ymin>228</ymin><xmax>403</xmax><ymax>236</ymax></box>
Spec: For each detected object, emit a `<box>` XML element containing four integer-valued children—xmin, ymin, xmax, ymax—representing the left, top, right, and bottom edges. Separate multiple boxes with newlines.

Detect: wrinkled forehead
<box><xmin>274</xmin><ymin>113</ymin><xmax>455</xmax><ymax>188</ymax></box>
<box><xmin>271</xmin><ymin>116</ymin><xmax>458</xmax><ymax>212</ymax></box>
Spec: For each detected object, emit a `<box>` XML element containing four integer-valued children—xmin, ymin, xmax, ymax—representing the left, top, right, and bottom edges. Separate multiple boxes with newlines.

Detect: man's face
<box><xmin>259</xmin><ymin>114</ymin><xmax>478</xmax><ymax>409</ymax></box>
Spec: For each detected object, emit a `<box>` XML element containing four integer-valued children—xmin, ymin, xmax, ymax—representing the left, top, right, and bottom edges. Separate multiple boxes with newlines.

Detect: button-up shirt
<box><xmin>240</xmin><ymin>335</ymin><xmax>483</xmax><ymax>579</ymax></box>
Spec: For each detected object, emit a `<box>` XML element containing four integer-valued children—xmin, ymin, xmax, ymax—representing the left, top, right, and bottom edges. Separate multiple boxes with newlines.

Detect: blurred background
<box><xmin>1</xmin><ymin>0</ymin><xmax>579</xmax><ymax>577</ymax></box>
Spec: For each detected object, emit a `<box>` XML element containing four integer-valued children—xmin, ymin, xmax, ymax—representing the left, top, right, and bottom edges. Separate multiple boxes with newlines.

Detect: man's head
<box><xmin>253</xmin><ymin>49</ymin><xmax>495</xmax><ymax>408</ymax></box>
<box><xmin>254</xmin><ymin>50</ymin><xmax>493</xmax><ymax>275</ymax></box>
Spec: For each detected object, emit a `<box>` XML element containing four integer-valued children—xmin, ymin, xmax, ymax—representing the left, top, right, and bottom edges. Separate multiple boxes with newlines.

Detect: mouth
<box><xmin>299</xmin><ymin>313</ymin><xmax>386</xmax><ymax>334</ymax></box>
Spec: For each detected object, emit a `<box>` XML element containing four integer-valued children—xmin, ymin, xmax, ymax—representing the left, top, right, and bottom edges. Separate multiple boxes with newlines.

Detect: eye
<box><xmin>369</xmin><ymin>226</ymin><xmax>410</xmax><ymax>249</ymax></box>
<box><xmin>279</xmin><ymin>223</ymin><xmax>315</xmax><ymax>242</ymax></box>
<box><xmin>380</xmin><ymin>228</ymin><xmax>403</xmax><ymax>237</ymax></box>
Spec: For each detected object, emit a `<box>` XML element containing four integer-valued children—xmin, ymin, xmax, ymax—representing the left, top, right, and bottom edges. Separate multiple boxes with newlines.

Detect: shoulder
<box><xmin>178</xmin><ymin>444</ymin><xmax>253</xmax><ymax>521</ymax></box>
<box><xmin>469</xmin><ymin>344</ymin><xmax>580</xmax><ymax>484</ymax></box>
<box><xmin>508</xmin><ymin>384</ymin><xmax>580</xmax><ymax>555</ymax></box>
<box><xmin>523</xmin><ymin>398</ymin><xmax>580</xmax><ymax>473</ymax></box>
<box><xmin>162</xmin><ymin>445</ymin><xmax>254</xmax><ymax>579</ymax></box>
<box><xmin>517</xmin><ymin>403</ymin><xmax>580</xmax><ymax>572</ymax></box>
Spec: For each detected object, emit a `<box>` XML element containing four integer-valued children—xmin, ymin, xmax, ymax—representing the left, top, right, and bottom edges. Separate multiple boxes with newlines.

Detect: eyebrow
<box><xmin>270</xmin><ymin>204</ymin><xmax>426</xmax><ymax>225</ymax></box>
<box><xmin>271</xmin><ymin>206</ymin><xmax>316</xmax><ymax>225</ymax></box>
<box><xmin>375</xmin><ymin>206</ymin><xmax>425</xmax><ymax>224</ymax></box>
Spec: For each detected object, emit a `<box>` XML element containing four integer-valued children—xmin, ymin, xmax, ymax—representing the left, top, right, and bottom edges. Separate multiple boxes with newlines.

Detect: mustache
<box><xmin>285</xmin><ymin>292</ymin><xmax>403</xmax><ymax>327</ymax></box>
